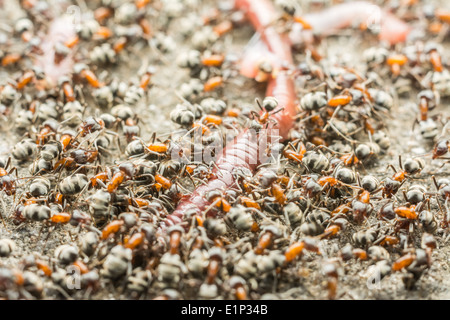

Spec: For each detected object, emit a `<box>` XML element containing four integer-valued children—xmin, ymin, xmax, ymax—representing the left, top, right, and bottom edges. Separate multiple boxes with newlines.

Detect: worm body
<box><xmin>289</xmin><ymin>1</ymin><xmax>411</xmax><ymax>45</ymax></box>
<box><xmin>237</xmin><ymin>0</ymin><xmax>292</xmax><ymax>66</ymax></box>
<box><xmin>159</xmin><ymin>0</ymin><xmax>297</xmax><ymax>232</ymax></box>
<box><xmin>239</xmin><ymin>38</ymin><xmax>279</xmax><ymax>79</ymax></box>
<box><xmin>35</xmin><ymin>15</ymin><xmax>76</xmax><ymax>86</ymax></box>
<box><xmin>241</xmin><ymin>1</ymin><xmax>410</xmax><ymax>79</ymax></box>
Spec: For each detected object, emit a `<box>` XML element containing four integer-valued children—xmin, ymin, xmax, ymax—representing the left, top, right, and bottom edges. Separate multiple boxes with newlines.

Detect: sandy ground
<box><xmin>0</xmin><ymin>0</ymin><xmax>449</xmax><ymax>300</ymax></box>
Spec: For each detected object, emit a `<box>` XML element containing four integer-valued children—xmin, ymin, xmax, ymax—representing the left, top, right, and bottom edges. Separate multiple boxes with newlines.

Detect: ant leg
<box><xmin>149</xmin><ymin>131</ymin><xmax>156</xmax><ymax>144</ymax></box>
<box><xmin>402</xmin><ymin>190</ymin><xmax>408</xmax><ymax>203</ymax></box>
<box><xmin>432</xmin><ymin>175</ymin><xmax>440</xmax><ymax>191</ymax></box>
<box><xmin>323</xmin><ymin>105</ymin><xmax>342</xmax><ymax>132</ymax></box>
<box><xmin>97</xmin><ymin>152</ymin><xmax>102</xmax><ymax>166</ymax></box>
<box><xmin>8</xmin><ymin>166</ymin><xmax>17</xmax><ymax>176</ymax></box>
<box><xmin>5</xmin><ymin>156</ymin><xmax>11</xmax><ymax>170</ymax></box>
<box><xmin>95</xmin><ymin>179</ymin><xmax>107</xmax><ymax>189</ymax></box>
<box><xmin>388</xmin><ymin>164</ymin><xmax>397</xmax><ymax>174</ymax></box>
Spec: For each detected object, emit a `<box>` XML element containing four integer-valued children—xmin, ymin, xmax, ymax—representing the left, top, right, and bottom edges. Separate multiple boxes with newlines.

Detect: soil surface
<box><xmin>0</xmin><ymin>0</ymin><xmax>449</xmax><ymax>300</ymax></box>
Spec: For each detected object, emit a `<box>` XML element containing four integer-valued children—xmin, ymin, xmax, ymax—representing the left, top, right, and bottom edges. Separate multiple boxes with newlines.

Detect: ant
<box><xmin>383</xmin><ymin>156</ymin><xmax>424</xmax><ymax>198</ymax></box>
<box><xmin>432</xmin><ymin>139</ymin><xmax>449</xmax><ymax>160</ymax></box>
<box><xmin>0</xmin><ymin>157</ymin><xmax>18</xmax><ymax>196</ymax></box>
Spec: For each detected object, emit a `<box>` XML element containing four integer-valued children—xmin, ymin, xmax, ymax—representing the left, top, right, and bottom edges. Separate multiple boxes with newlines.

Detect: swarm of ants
<box><xmin>0</xmin><ymin>0</ymin><xmax>448</xmax><ymax>300</ymax></box>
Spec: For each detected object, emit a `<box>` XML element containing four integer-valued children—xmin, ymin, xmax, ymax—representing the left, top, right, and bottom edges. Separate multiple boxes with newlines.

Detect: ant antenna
<box><xmin>398</xmin><ymin>155</ymin><xmax>404</xmax><ymax>171</ymax></box>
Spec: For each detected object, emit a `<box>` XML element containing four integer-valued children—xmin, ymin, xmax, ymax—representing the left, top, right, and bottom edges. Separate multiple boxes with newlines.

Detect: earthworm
<box><xmin>35</xmin><ymin>15</ymin><xmax>76</xmax><ymax>86</ymax></box>
<box><xmin>158</xmin><ymin>0</ymin><xmax>297</xmax><ymax>232</ymax></box>
<box><xmin>239</xmin><ymin>35</ymin><xmax>281</xmax><ymax>80</ymax></box>
<box><xmin>289</xmin><ymin>1</ymin><xmax>411</xmax><ymax>46</ymax></box>
<box><xmin>241</xmin><ymin>1</ymin><xmax>410</xmax><ymax>79</ymax></box>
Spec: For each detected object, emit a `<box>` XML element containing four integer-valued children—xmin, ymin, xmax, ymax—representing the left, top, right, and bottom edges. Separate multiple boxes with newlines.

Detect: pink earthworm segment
<box><xmin>241</xmin><ymin>1</ymin><xmax>410</xmax><ymax>79</ymax></box>
<box><xmin>289</xmin><ymin>1</ymin><xmax>411</xmax><ymax>46</ymax></box>
<box><xmin>35</xmin><ymin>15</ymin><xmax>76</xmax><ymax>87</ymax></box>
